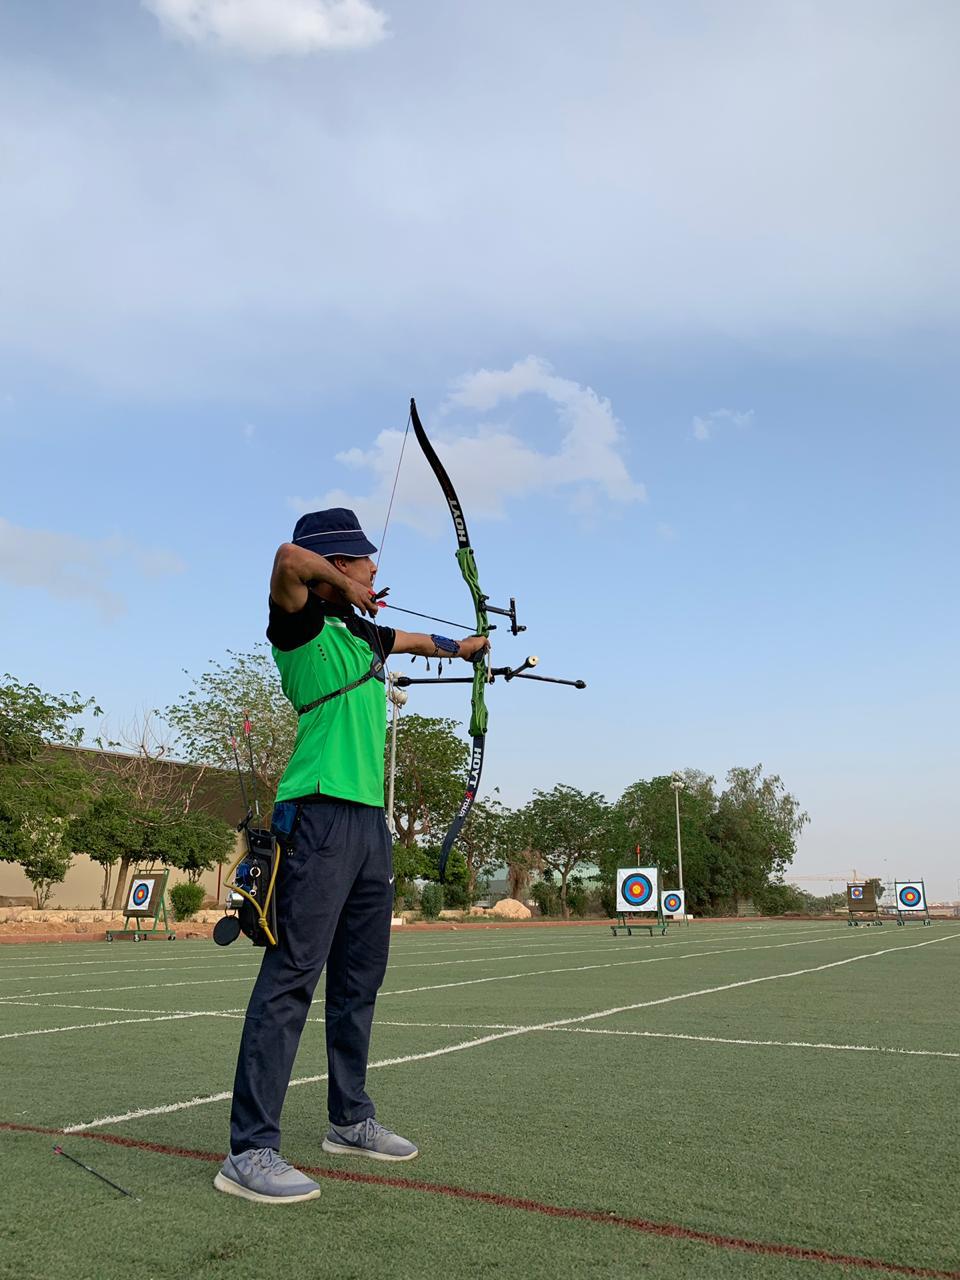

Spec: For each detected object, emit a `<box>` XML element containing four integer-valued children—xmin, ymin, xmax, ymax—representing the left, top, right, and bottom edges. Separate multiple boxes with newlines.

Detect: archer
<box><xmin>215</xmin><ymin>505</ymin><xmax>487</xmax><ymax>1205</ymax></box>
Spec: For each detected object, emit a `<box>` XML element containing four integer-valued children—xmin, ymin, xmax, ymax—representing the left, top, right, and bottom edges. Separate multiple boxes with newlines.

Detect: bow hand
<box><xmin>458</xmin><ymin>635</ymin><xmax>490</xmax><ymax>665</ymax></box>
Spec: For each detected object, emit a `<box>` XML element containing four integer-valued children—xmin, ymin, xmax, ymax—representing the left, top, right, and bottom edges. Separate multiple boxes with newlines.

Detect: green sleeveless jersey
<box><xmin>268</xmin><ymin>596</ymin><xmax>395</xmax><ymax>806</ymax></box>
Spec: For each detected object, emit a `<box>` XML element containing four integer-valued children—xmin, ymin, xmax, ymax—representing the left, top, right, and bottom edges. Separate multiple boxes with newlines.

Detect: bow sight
<box><xmin>485</xmin><ymin>595</ymin><xmax>525</xmax><ymax>636</ymax></box>
<box><xmin>374</xmin><ymin>587</ymin><xmax>524</xmax><ymax>637</ymax></box>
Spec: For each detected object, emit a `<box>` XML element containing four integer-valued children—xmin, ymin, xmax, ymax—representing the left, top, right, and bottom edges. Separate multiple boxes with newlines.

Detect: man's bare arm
<box><xmin>270</xmin><ymin>544</ymin><xmax>378</xmax><ymax>617</ymax></box>
<box><xmin>390</xmin><ymin>629</ymin><xmax>490</xmax><ymax>662</ymax></box>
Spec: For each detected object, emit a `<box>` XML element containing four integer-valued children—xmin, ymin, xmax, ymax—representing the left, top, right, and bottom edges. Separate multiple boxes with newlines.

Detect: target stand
<box><xmin>106</xmin><ymin>868</ymin><xmax>175</xmax><ymax>942</ymax></box>
<box><xmin>846</xmin><ymin>881</ymin><xmax>884</xmax><ymax>927</ymax></box>
<box><xmin>894</xmin><ymin>880</ymin><xmax>932</xmax><ymax>926</ymax></box>
<box><xmin>610</xmin><ymin>867</ymin><xmax>668</xmax><ymax>936</ymax></box>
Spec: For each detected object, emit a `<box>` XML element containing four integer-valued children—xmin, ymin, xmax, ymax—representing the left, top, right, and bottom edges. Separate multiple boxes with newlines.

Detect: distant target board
<box><xmin>895</xmin><ymin>881</ymin><xmax>926</xmax><ymax>911</ymax></box>
<box><xmin>661</xmin><ymin>889</ymin><xmax>685</xmax><ymax>917</ymax></box>
<box><xmin>125</xmin><ymin>874</ymin><xmax>164</xmax><ymax>917</ymax></box>
<box><xmin>846</xmin><ymin>882</ymin><xmax>877</xmax><ymax>911</ymax></box>
<box><xmin>616</xmin><ymin>867</ymin><xmax>658</xmax><ymax>912</ymax></box>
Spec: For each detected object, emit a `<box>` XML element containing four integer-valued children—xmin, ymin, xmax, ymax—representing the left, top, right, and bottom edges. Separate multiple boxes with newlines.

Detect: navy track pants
<box><xmin>229</xmin><ymin>799</ymin><xmax>394</xmax><ymax>1154</ymax></box>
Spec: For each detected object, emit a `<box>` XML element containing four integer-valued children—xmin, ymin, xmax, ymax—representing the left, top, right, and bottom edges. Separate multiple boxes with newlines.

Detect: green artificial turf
<box><xmin>1</xmin><ymin>920</ymin><xmax>958</xmax><ymax>1280</ymax></box>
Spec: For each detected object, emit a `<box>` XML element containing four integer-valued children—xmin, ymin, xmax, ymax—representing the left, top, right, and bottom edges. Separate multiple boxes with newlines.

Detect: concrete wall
<box><xmin>0</xmin><ymin>836</ymin><xmax>243</xmax><ymax>908</ymax></box>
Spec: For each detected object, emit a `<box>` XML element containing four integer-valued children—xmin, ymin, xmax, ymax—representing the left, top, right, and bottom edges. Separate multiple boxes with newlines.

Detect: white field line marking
<box><xmin>0</xmin><ymin>946</ymin><xmax>676</xmax><ymax>985</ymax></box>
<box><xmin>376</xmin><ymin>930</ymin><xmax>867</xmax><ymax>999</ymax></box>
<box><xmin>0</xmin><ymin>925</ymin><xmax>859</xmax><ymax>985</ymax></box>
<box><xmin>547</xmin><ymin>1027</ymin><xmax>960</xmax><ymax>1059</ymax></box>
<box><xmin>0</xmin><ymin>924</ymin><xmax>831</xmax><ymax>970</ymax></box>
<box><xmin>375</xmin><ymin>1019</ymin><xmax>525</xmax><ymax>1030</ymax></box>
<box><xmin>0</xmin><ymin>929</ymin><xmax>847</xmax><ymax>1004</ymax></box>
<box><xmin>0</xmin><ymin>1011</ymin><xmax>241</xmax><ymax>1041</ymax></box>
<box><xmin>367</xmin><ymin>926</ymin><xmax>784</xmax><ymax>957</ymax></box>
<box><xmin>0</xmin><ymin>975</ymin><xmax>256</xmax><ymax>1001</ymax></box>
<box><xmin>0</xmin><ymin>932</ymin><xmax>630</xmax><ymax>966</ymax></box>
<box><xmin>63</xmin><ymin>932</ymin><xmax>957</xmax><ymax>1133</ymax></box>
<box><xmin>0</xmin><ymin>928</ymin><xmax>755</xmax><ymax>963</ymax></box>
<box><xmin>386</xmin><ymin>926</ymin><xmax>827</xmax><ymax>964</ymax></box>
<box><xmin>0</xmin><ymin>962</ymin><xmax>263</xmax><ymax>977</ymax></box>
<box><xmin>0</xmin><ymin>954</ymin><xmax>258</xmax><ymax>972</ymax></box>
<box><xmin>0</xmin><ymin>926</ymin><xmax>806</xmax><ymax>981</ymax></box>
<box><xmin>0</xmin><ymin>1001</ymin><xmax>243</xmax><ymax>1015</ymax></box>
<box><xmin>378</xmin><ymin>1013</ymin><xmax>960</xmax><ymax>1054</ymax></box>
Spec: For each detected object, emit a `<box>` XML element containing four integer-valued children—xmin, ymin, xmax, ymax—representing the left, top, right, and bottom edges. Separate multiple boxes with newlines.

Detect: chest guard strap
<box><xmin>296</xmin><ymin>657</ymin><xmax>384</xmax><ymax>717</ymax></box>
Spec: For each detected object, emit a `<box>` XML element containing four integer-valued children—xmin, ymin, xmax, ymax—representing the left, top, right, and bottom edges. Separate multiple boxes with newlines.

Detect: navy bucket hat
<box><xmin>292</xmin><ymin>508</ymin><xmax>377</xmax><ymax>560</ymax></box>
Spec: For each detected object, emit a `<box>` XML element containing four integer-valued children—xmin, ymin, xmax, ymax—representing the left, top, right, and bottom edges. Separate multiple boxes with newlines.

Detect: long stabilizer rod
<box><xmin>395</xmin><ymin>663</ymin><xmax>585</xmax><ymax>690</ymax></box>
<box><xmin>502</xmin><ymin>672</ymin><xmax>587</xmax><ymax>688</ymax></box>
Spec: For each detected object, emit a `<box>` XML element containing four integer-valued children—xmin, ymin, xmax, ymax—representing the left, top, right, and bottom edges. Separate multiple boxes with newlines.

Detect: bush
<box><xmin>753</xmin><ymin>882</ymin><xmax>808</xmax><ymax>916</ymax></box>
<box><xmin>566</xmin><ymin>880</ymin><xmax>588</xmax><ymax>917</ymax></box>
<box><xmin>419</xmin><ymin>882</ymin><xmax>443</xmax><ymax>920</ymax></box>
<box><xmin>396</xmin><ymin>881</ymin><xmax>418</xmax><ymax>911</ymax></box>
<box><xmin>440</xmin><ymin>879</ymin><xmax>471</xmax><ymax>910</ymax></box>
<box><xmin>530</xmin><ymin>880</ymin><xmax>560</xmax><ymax>917</ymax></box>
<box><xmin>169</xmin><ymin>880</ymin><xmax>206</xmax><ymax>921</ymax></box>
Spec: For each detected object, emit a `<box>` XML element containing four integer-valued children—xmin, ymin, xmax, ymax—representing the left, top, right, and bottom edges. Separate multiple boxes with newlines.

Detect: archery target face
<box><xmin>661</xmin><ymin>890</ymin><xmax>685</xmax><ymax>917</ymax></box>
<box><xmin>895</xmin><ymin>882</ymin><xmax>926</xmax><ymax>911</ymax></box>
<box><xmin>849</xmin><ymin>885</ymin><xmax>864</xmax><ymax>901</ymax></box>
<box><xmin>125</xmin><ymin>875</ymin><xmax>161</xmax><ymax>916</ymax></box>
<box><xmin>616</xmin><ymin>867</ymin><xmax>658</xmax><ymax>912</ymax></box>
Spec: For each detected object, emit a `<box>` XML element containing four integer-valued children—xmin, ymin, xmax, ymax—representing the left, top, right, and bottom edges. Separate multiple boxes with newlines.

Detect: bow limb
<box><xmin>409</xmin><ymin>396</ymin><xmax>489</xmax><ymax>879</ymax></box>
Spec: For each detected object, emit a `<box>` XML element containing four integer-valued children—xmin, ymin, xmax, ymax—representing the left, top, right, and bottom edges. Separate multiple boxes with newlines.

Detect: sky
<box><xmin>1</xmin><ymin>0</ymin><xmax>958</xmax><ymax>899</ymax></box>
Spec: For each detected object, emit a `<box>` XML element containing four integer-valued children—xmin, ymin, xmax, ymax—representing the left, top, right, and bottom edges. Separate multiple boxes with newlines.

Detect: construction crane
<box><xmin>787</xmin><ymin>872</ymin><xmax>869</xmax><ymax>883</ymax></box>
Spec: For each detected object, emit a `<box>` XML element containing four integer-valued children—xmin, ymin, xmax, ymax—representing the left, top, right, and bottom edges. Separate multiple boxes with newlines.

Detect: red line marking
<box><xmin>3</xmin><ymin>1122</ymin><xmax>958</xmax><ymax>1278</ymax></box>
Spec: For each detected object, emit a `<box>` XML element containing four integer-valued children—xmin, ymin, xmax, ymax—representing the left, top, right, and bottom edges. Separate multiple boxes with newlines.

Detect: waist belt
<box><xmin>296</xmin><ymin>658</ymin><xmax>384</xmax><ymax>717</ymax></box>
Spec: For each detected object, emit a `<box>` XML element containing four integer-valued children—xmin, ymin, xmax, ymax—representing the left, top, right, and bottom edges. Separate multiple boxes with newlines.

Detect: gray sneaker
<box><xmin>322</xmin><ymin>1117</ymin><xmax>419</xmax><ymax>1162</ymax></box>
<box><xmin>214</xmin><ymin>1148</ymin><xmax>322</xmax><ymax>1203</ymax></box>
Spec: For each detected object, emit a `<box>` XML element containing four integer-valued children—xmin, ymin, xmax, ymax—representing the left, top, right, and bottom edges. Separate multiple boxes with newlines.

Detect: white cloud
<box><xmin>0</xmin><ymin>518</ymin><xmax>185</xmax><ymax>619</ymax></box>
<box><xmin>1</xmin><ymin>5</ymin><xmax>958</xmax><ymax>394</ymax></box>
<box><xmin>289</xmin><ymin>357</ymin><xmax>644</xmax><ymax>539</ymax></box>
<box><xmin>143</xmin><ymin>0</ymin><xmax>388</xmax><ymax>56</ymax></box>
<box><xmin>692</xmin><ymin>408</ymin><xmax>755</xmax><ymax>442</ymax></box>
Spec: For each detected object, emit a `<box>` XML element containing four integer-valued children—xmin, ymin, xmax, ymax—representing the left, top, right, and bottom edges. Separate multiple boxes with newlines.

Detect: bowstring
<box><xmin>371</xmin><ymin>407</ymin><xmax>413</xmax><ymax>676</ymax></box>
<box><xmin>374</xmin><ymin>408</ymin><xmax>413</xmax><ymax>839</ymax></box>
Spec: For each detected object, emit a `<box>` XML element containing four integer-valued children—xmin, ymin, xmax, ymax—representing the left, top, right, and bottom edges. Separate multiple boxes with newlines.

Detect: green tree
<box><xmin>87</xmin><ymin>718</ymin><xmax>216</xmax><ymax>910</ymax></box>
<box><xmin>19</xmin><ymin>816</ymin><xmax>71</xmax><ymax>908</ymax></box>
<box><xmin>753</xmin><ymin>881</ymin><xmax>810</xmax><ymax>915</ymax></box>
<box><xmin>516</xmin><ymin>785</ymin><xmax>610</xmax><ymax>918</ymax></box>
<box><xmin>606</xmin><ymin>770</ymin><xmax>717</xmax><ymax>914</ymax></box>
<box><xmin>391</xmin><ymin>840</ymin><xmax>433</xmax><ymax>906</ymax></box>
<box><xmin>156</xmin><ymin>810</ymin><xmax>236</xmax><ymax>884</ymax></box>
<box><xmin>705</xmin><ymin>765</ymin><xmax>809</xmax><ymax>913</ymax></box>
<box><xmin>867</xmin><ymin>877</ymin><xmax>884</xmax><ymax>902</ymax></box>
<box><xmin>0</xmin><ymin>675</ymin><xmax>99</xmax><ymax>892</ymax></box>
<box><xmin>455</xmin><ymin>796</ymin><xmax>512</xmax><ymax>902</ymax></box>
<box><xmin>420</xmin><ymin>844</ymin><xmax>471</xmax><ymax>908</ymax></box>
<box><xmin>0</xmin><ymin>675</ymin><xmax>99</xmax><ymax>769</ymax></box>
<box><xmin>67</xmin><ymin>786</ymin><xmax>141</xmax><ymax>908</ymax></box>
<box><xmin>165</xmin><ymin>646</ymin><xmax>294</xmax><ymax>800</ymax></box>
<box><xmin>388</xmin><ymin>714</ymin><xmax>469</xmax><ymax>847</ymax></box>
